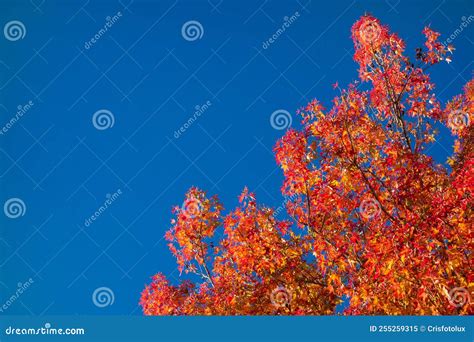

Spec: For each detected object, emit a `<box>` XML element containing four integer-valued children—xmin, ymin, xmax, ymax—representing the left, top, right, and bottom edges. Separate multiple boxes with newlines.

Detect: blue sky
<box><xmin>0</xmin><ymin>0</ymin><xmax>472</xmax><ymax>315</ymax></box>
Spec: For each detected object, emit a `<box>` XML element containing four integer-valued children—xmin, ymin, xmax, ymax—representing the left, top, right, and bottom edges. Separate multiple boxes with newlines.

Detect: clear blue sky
<box><xmin>0</xmin><ymin>0</ymin><xmax>472</xmax><ymax>315</ymax></box>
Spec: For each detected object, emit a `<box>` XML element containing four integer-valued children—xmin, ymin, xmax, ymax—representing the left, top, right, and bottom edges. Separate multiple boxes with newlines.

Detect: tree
<box><xmin>140</xmin><ymin>15</ymin><xmax>473</xmax><ymax>315</ymax></box>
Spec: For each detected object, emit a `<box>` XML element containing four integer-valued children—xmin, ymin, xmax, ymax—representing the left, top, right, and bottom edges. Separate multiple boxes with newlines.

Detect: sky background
<box><xmin>0</xmin><ymin>0</ymin><xmax>472</xmax><ymax>315</ymax></box>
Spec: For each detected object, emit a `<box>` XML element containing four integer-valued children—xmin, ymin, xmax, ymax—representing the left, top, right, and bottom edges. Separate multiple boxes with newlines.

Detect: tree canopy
<box><xmin>140</xmin><ymin>15</ymin><xmax>473</xmax><ymax>315</ymax></box>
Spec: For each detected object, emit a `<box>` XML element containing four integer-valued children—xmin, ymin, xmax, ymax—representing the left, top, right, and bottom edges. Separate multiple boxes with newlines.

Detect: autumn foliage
<box><xmin>140</xmin><ymin>16</ymin><xmax>473</xmax><ymax>315</ymax></box>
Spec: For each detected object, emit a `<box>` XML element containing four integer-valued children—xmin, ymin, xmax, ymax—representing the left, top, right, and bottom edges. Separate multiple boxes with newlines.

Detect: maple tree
<box><xmin>141</xmin><ymin>15</ymin><xmax>473</xmax><ymax>315</ymax></box>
